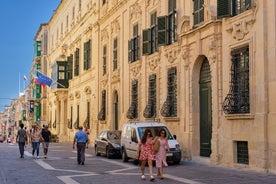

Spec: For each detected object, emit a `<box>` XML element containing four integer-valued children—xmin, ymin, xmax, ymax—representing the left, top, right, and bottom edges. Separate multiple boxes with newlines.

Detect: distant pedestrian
<box><xmin>137</xmin><ymin>129</ymin><xmax>156</xmax><ymax>181</ymax></box>
<box><xmin>155</xmin><ymin>129</ymin><xmax>170</xmax><ymax>179</ymax></box>
<box><xmin>31</xmin><ymin>125</ymin><xmax>43</xmax><ymax>159</ymax></box>
<box><xmin>72</xmin><ymin>126</ymin><xmax>88</xmax><ymax>165</ymax></box>
<box><xmin>16</xmin><ymin>123</ymin><xmax>27</xmax><ymax>158</ymax></box>
<box><xmin>41</xmin><ymin>125</ymin><xmax>51</xmax><ymax>159</ymax></box>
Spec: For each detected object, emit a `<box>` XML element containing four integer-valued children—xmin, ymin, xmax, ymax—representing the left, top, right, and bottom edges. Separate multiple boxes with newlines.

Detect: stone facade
<box><xmin>40</xmin><ymin>0</ymin><xmax>276</xmax><ymax>173</ymax></box>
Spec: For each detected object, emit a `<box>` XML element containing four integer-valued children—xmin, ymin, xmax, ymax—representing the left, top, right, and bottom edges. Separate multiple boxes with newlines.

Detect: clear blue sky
<box><xmin>0</xmin><ymin>0</ymin><xmax>61</xmax><ymax>112</ymax></box>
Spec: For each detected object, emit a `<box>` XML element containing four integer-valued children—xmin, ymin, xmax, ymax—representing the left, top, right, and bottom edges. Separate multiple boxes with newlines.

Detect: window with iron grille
<box><xmin>127</xmin><ymin>80</ymin><xmax>138</xmax><ymax>119</ymax></box>
<box><xmin>113</xmin><ymin>38</ymin><xmax>118</xmax><ymax>71</ymax></box>
<box><xmin>74</xmin><ymin>48</ymin><xmax>80</xmax><ymax>76</ymax></box>
<box><xmin>161</xmin><ymin>67</ymin><xmax>177</xmax><ymax>117</ymax></box>
<box><xmin>222</xmin><ymin>46</ymin><xmax>249</xmax><ymax>114</ymax></box>
<box><xmin>67</xmin><ymin>54</ymin><xmax>73</xmax><ymax>80</ymax></box>
<box><xmin>128</xmin><ymin>24</ymin><xmax>140</xmax><ymax>62</ymax></box>
<box><xmin>217</xmin><ymin>0</ymin><xmax>251</xmax><ymax>18</ymax></box>
<box><xmin>84</xmin><ymin>101</ymin><xmax>90</xmax><ymax>129</ymax></box>
<box><xmin>74</xmin><ymin>105</ymin><xmax>80</xmax><ymax>129</ymax></box>
<box><xmin>143</xmin><ymin>74</ymin><xmax>157</xmax><ymax>118</ymax></box>
<box><xmin>98</xmin><ymin>90</ymin><xmax>106</xmax><ymax>121</ymax></box>
<box><xmin>84</xmin><ymin>40</ymin><xmax>91</xmax><ymax>70</ymax></box>
<box><xmin>68</xmin><ymin>106</ymin><xmax>73</xmax><ymax>129</ymax></box>
<box><xmin>193</xmin><ymin>0</ymin><xmax>204</xmax><ymax>26</ymax></box>
<box><xmin>237</xmin><ymin>141</ymin><xmax>249</xmax><ymax>164</ymax></box>
<box><xmin>103</xmin><ymin>45</ymin><xmax>107</xmax><ymax>75</ymax></box>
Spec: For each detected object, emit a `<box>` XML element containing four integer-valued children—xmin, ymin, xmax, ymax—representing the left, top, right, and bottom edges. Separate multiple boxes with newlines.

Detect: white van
<box><xmin>121</xmin><ymin>121</ymin><xmax>181</xmax><ymax>164</ymax></box>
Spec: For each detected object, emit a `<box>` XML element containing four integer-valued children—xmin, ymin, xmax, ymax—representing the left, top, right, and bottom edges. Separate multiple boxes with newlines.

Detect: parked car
<box><xmin>121</xmin><ymin>121</ymin><xmax>182</xmax><ymax>164</ymax></box>
<box><xmin>94</xmin><ymin>130</ymin><xmax>122</xmax><ymax>158</ymax></box>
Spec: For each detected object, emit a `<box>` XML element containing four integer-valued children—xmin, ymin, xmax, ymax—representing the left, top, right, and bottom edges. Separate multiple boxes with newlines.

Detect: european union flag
<box><xmin>37</xmin><ymin>71</ymin><xmax>52</xmax><ymax>87</ymax></box>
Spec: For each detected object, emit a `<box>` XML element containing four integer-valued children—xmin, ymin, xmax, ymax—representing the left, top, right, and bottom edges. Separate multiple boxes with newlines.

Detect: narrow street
<box><xmin>0</xmin><ymin>142</ymin><xmax>276</xmax><ymax>184</ymax></box>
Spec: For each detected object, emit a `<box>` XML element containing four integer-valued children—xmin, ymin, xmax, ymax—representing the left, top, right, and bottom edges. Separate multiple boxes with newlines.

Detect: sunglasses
<box><xmin>161</xmin><ymin>132</ymin><xmax>165</xmax><ymax>134</ymax></box>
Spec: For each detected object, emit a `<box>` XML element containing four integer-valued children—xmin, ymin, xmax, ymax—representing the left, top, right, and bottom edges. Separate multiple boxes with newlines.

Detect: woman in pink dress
<box><xmin>155</xmin><ymin>129</ymin><xmax>170</xmax><ymax>179</ymax></box>
<box><xmin>138</xmin><ymin>129</ymin><xmax>155</xmax><ymax>181</ymax></box>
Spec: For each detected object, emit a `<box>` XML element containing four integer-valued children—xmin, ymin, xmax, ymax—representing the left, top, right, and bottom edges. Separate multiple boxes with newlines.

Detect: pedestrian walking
<box><xmin>155</xmin><ymin>129</ymin><xmax>170</xmax><ymax>179</ymax></box>
<box><xmin>72</xmin><ymin>126</ymin><xmax>88</xmax><ymax>165</ymax></box>
<box><xmin>31</xmin><ymin>125</ymin><xmax>43</xmax><ymax>159</ymax></box>
<box><xmin>41</xmin><ymin>125</ymin><xmax>51</xmax><ymax>159</ymax></box>
<box><xmin>16</xmin><ymin>123</ymin><xmax>27</xmax><ymax>158</ymax></box>
<box><xmin>137</xmin><ymin>129</ymin><xmax>156</xmax><ymax>181</ymax></box>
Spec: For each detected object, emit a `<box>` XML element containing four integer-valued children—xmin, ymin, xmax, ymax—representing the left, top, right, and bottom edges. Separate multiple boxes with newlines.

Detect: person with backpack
<box><xmin>16</xmin><ymin>123</ymin><xmax>27</xmax><ymax>158</ymax></box>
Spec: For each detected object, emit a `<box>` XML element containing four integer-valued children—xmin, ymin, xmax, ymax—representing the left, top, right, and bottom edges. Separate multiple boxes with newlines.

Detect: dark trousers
<box><xmin>18</xmin><ymin>142</ymin><xmax>25</xmax><ymax>157</ymax></box>
<box><xmin>77</xmin><ymin>143</ymin><xmax>86</xmax><ymax>164</ymax></box>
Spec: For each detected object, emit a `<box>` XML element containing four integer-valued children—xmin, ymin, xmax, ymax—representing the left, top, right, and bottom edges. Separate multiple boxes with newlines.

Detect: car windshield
<box><xmin>107</xmin><ymin>131</ymin><xmax>121</xmax><ymax>140</ymax></box>
<box><xmin>137</xmin><ymin>126</ymin><xmax>174</xmax><ymax>140</ymax></box>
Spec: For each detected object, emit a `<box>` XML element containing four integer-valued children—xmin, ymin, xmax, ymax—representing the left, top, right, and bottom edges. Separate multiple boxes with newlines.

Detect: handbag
<box><xmin>153</xmin><ymin>139</ymin><xmax>160</xmax><ymax>153</ymax></box>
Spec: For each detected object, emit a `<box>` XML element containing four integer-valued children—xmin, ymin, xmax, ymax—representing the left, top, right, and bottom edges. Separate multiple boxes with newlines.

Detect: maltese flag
<box><xmin>23</xmin><ymin>75</ymin><xmax>28</xmax><ymax>81</ymax></box>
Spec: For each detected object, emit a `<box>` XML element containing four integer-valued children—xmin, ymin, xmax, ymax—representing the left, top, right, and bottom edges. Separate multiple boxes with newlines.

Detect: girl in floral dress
<box><xmin>138</xmin><ymin>129</ymin><xmax>156</xmax><ymax>181</ymax></box>
<box><xmin>155</xmin><ymin>129</ymin><xmax>170</xmax><ymax>179</ymax></box>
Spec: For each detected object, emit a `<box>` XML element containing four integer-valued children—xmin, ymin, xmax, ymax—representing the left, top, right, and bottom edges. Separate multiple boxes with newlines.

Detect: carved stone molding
<box><xmin>75</xmin><ymin>91</ymin><xmax>81</xmax><ymax>99</ymax></box>
<box><xmin>101</xmin><ymin>28</ymin><xmax>109</xmax><ymax>42</ymax></box>
<box><xmin>130</xmin><ymin>62</ymin><xmax>142</xmax><ymax>77</ymax></box>
<box><xmin>130</xmin><ymin>3</ymin><xmax>142</xmax><ymax>21</ymax></box>
<box><xmin>181</xmin><ymin>46</ymin><xmax>191</xmax><ymax>70</ymax></box>
<box><xmin>111</xmin><ymin>19</ymin><xmax>120</xmax><ymax>34</ymax></box>
<box><xmin>101</xmin><ymin>77</ymin><xmax>108</xmax><ymax>88</ymax></box>
<box><xmin>111</xmin><ymin>70</ymin><xmax>120</xmax><ymax>83</ymax></box>
<box><xmin>85</xmin><ymin>24</ymin><xmax>92</xmax><ymax>38</ymax></box>
<box><xmin>149</xmin><ymin>58</ymin><xmax>160</xmax><ymax>71</ymax></box>
<box><xmin>84</xmin><ymin>86</ymin><xmax>91</xmax><ymax>95</ymax></box>
<box><xmin>207</xmin><ymin>37</ymin><xmax>217</xmax><ymax>63</ymax></box>
<box><xmin>164</xmin><ymin>46</ymin><xmax>180</xmax><ymax>64</ymax></box>
<box><xmin>226</xmin><ymin>17</ymin><xmax>255</xmax><ymax>41</ymax></box>
<box><xmin>146</xmin><ymin>0</ymin><xmax>159</xmax><ymax>8</ymax></box>
<box><xmin>69</xmin><ymin>93</ymin><xmax>74</xmax><ymax>100</ymax></box>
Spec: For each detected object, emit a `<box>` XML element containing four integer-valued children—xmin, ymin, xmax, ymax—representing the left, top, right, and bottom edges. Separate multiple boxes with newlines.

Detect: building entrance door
<box><xmin>199</xmin><ymin>58</ymin><xmax>212</xmax><ymax>157</ymax></box>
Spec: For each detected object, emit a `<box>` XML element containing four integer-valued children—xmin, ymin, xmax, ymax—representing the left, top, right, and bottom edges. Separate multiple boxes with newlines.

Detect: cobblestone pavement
<box><xmin>1</xmin><ymin>142</ymin><xmax>276</xmax><ymax>184</ymax></box>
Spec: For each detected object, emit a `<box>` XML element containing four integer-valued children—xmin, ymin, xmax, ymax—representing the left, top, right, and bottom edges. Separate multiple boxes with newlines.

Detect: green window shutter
<box><xmin>217</xmin><ymin>0</ymin><xmax>231</xmax><ymax>18</ymax></box>
<box><xmin>157</xmin><ymin>16</ymin><xmax>168</xmax><ymax>46</ymax></box>
<box><xmin>245</xmin><ymin>0</ymin><xmax>251</xmax><ymax>9</ymax></box>
<box><xmin>142</xmin><ymin>29</ymin><xmax>150</xmax><ymax>55</ymax></box>
<box><xmin>84</xmin><ymin>41</ymin><xmax>88</xmax><ymax>70</ymax></box>
<box><xmin>87</xmin><ymin>40</ymin><xmax>91</xmax><ymax>69</ymax></box>
<box><xmin>128</xmin><ymin>39</ymin><xmax>134</xmax><ymax>62</ymax></box>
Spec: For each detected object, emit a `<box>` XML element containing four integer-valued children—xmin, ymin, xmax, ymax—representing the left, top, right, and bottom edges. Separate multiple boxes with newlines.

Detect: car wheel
<box><xmin>122</xmin><ymin>149</ymin><xmax>128</xmax><ymax>162</ymax></box>
<box><xmin>106</xmin><ymin>147</ymin><xmax>111</xmax><ymax>159</ymax></box>
<box><xmin>95</xmin><ymin>146</ymin><xmax>100</xmax><ymax>156</ymax></box>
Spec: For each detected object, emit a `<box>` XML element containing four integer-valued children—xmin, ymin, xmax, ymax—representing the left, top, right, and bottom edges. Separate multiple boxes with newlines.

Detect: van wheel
<box><xmin>122</xmin><ymin>150</ymin><xmax>128</xmax><ymax>162</ymax></box>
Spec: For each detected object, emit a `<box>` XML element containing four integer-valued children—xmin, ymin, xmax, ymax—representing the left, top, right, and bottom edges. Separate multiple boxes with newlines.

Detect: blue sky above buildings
<box><xmin>0</xmin><ymin>0</ymin><xmax>61</xmax><ymax>112</ymax></box>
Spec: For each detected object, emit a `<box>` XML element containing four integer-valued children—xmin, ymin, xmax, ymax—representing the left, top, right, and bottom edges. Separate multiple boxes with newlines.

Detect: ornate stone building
<box><xmin>40</xmin><ymin>0</ymin><xmax>276</xmax><ymax>173</ymax></box>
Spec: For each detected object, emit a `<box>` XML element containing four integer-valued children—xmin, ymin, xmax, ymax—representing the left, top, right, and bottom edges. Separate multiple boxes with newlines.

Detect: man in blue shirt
<box><xmin>72</xmin><ymin>126</ymin><xmax>88</xmax><ymax>165</ymax></box>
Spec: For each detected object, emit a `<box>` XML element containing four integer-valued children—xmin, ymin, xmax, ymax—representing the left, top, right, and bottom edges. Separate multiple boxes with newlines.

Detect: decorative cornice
<box><xmin>130</xmin><ymin>62</ymin><xmax>142</xmax><ymax>77</ymax></box>
<box><xmin>84</xmin><ymin>86</ymin><xmax>91</xmax><ymax>95</ymax></box>
<box><xmin>164</xmin><ymin>46</ymin><xmax>180</xmax><ymax>64</ymax></box>
<box><xmin>101</xmin><ymin>28</ymin><xmax>109</xmax><ymax>42</ymax></box>
<box><xmin>111</xmin><ymin>19</ymin><xmax>120</xmax><ymax>35</ymax></box>
<box><xmin>130</xmin><ymin>2</ymin><xmax>142</xmax><ymax>21</ymax></box>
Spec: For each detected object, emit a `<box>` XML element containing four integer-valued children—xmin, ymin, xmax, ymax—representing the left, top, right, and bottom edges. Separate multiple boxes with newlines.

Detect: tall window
<box><xmin>217</xmin><ymin>0</ymin><xmax>251</xmax><ymax>18</ymax></box>
<box><xmin>128</xmin><ymin>24</ymin><xmax>140</xmax><ymax>62</ymax></box>
<box><xmin>143</xmin><ymin>74</ymin><xmax>156</xmax><ymax>118</ymax></box>
<box><xmin>98</xmin><ymin>90</ymin><xmax>106</xmax><ymax>121</ymax></box>
<box><xmin>113</xmin><ymin>38</ymin><xmax>118</xmax><ymax>71</ymax></box>
<box><xmin>74</xmin><ymin>48</ymin><xmax>80</xmax><ymax>76</ymax></box>
<box><xmin>84</xmin><ymin>40</ymin><xmax>91</xmax><ymax>70</ymax></box>
<box><xmin>103</xmin><ymin>45</ymin><xmax>107</xmax><ymax>75</ymax></box>
<box><xmin>67</xmin><ymin>54</ymin><xmax>73</xmax><ymax>80</ymax></box>
<box><xmin>143</xmin><ymin>11</ymin><xmax>157</xmax><ymax>55</ymax></box>
<box><xmin>157</xmin><ymin>0</ymin><xmax>177</xmax><ymax>46</ymax></box>
<box><xmin>222</xmin><ymin>46</ymin><xmax>249</xmax><ymax>114</ymax></box>
<box><xmin>127</xmin><ymin>80</ymin><xmax>138</xmax><ymax>119</ymax></box>
<box><xmin>193</xmin><ymin>0</ymin><xmax>204</xmax><ymax>26</ymax></box>
<box><xmin>161</xmin><ymin>67</ymin><xmax>177</xmax><ymax>117</ymax></box>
